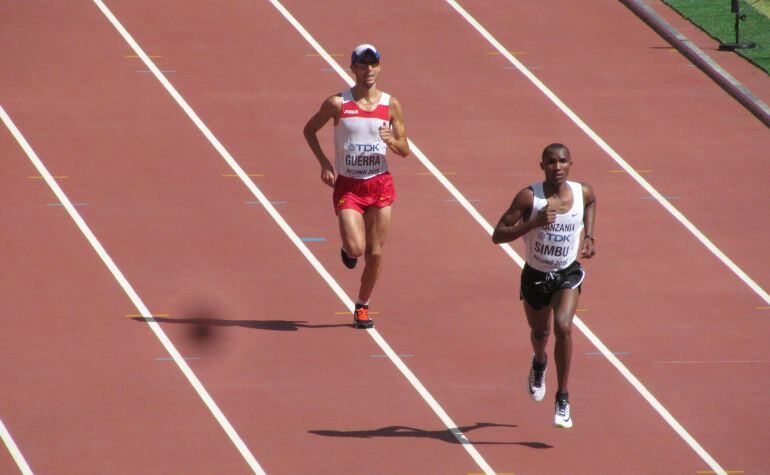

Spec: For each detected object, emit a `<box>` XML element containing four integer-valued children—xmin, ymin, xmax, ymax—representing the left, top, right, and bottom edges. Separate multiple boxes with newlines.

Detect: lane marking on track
<box><xmin>697</xmin><ymin>471</ymin><xmax>744</xmax><ymax>474</ymax></box>
<box><xmin>585</xmin><ymin>352</ymin><xmax>630</xmax><ymax>356</ymax></box>
<box><xmin>93</xmin><ymin>1</ymin><xmax>491</xmax><ymax>473</ymax></box>
<box><xmin>756</xmin><ymin>306</ymin><xmax>769</xmax><ymax>310</ymax></box>
<box><xmin>127</xmin><ymin>313</ymin><xmax>170</xmax><ymax>318</ymax></box>
<box><xmin>0</xmin><ymin>417</ymin><xmax>33</xmax><ymax>475</ymax></box>
<box><xmin>126</xmin><ymin>54</ymin><xmax>162</xmax><ymax>58</ymax></box>
<box><xmin>267</xmin><ymin>1</ymin><xmax>497</xmax><ymax>472</ymax></box>
<box><xmin>48</xmin><ymin>202</ymin><xmax>88</xmax><ymax>206</ymax></box>
<box><xmin>307</xmin><ymin>53</ymin><xmax>342</xmax><ymax>57</ymax></box>
<box><xmin>445</xmin><ymin>0</ymin><xmax>769</xmax><ymax>306</ymax></box>
<box><xmin>245</xmin><ymin>200</ymin><xmax>286</xmax><ymax>205</ymax></box>
<box><xmin>419</xmin><ymin>171</ymin><xmax>457</xmax><ymax>175</ymax></box>
<box><xmin>28</xmin><ymin>175</ymin><xmax>68</xmax><ymax>179</ymax></box>
<box><xmin>445</xmin><ymin>3</ymin><xmax>731</xmax><ymax>473</ymax></box>
<box><xmin>640</xmin><ymin>195</ymin><xmax>680</xmax><ymax>200</ymax></box>
<box><xmin>224</xmin><ymin>173</ymin><xmax>263</xmax><ymax>177</ymax></box>
<box><xmin>610</xmin><ymin>169</ymin><xmax>650</xmax><ymax>173</ymax></box>
<box><xmin>2</xmin><ymin>104</ymin><xmax>266</xmax><ymax>475</ymax></box>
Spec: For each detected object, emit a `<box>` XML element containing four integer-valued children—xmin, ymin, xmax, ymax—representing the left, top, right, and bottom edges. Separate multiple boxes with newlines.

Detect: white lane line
<box><xmin>0</xmin><ymin>417</ymin><xmax>33</xmax><ymax>475</ymax></box>
<box><xmin>445</xmin><ymin>0</ymin><xmax>769</xmax><ymax>306</ymax></box>
<box><xmin>267</xmin><ymin>1</ymin><xmax>727</xmax><ymax>474</ymax></box>
<box><xmin>0</xmin><ymin>105</ymin><xmax>265</xmax><ymax>475</ymax></box>
<box><xmin>443</xmin><ymin>2</ymin><xmax>728</xmax><ymax>474</ymax></box>
<box><xmin>92</xmin><ymin>1</ymin><xmax>495</xmax><ymax>474</ymax></box>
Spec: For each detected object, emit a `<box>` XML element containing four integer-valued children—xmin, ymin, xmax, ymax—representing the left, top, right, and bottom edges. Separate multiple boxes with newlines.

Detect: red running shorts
<box><xmin>333</xmin><ymin>172</ymin><xmax>396</xmax><ymax>214</ymax></box>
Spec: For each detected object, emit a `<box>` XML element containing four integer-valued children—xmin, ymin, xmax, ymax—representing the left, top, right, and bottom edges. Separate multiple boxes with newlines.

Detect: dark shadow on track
<box><xmin>131</xmin><ymin>316</ymin><xmax>350</xmax><ymax>331</ymax></box>
<box><xmin>309</xmin><ymin>422</ymin><xmax>552</xmax><ymax>448</ymax></box>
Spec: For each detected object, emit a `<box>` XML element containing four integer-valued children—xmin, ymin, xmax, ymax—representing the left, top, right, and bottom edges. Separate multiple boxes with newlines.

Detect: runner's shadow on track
<box><xmin>130</xmin><ymin>317</ymin><xmax>350</xmax><ymax>331</ymax></box>
<box><xmin>309</xmin><ymin>422</ymin><xmax>552</xmax><ymax>448</ymax></box>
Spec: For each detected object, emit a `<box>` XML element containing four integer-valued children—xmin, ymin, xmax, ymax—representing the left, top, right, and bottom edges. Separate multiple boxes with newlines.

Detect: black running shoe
<box><xmin>353</xmin><ymin>305</ymin><xmax>374</xmax><ymax>329</ymax></box>
<box><xmin>341</xmin><ymin>248</ymin><xmax>358</xmax><ymax>269</ymax></box>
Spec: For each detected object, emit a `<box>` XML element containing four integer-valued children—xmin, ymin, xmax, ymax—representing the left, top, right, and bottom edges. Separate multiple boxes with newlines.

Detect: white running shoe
<box><xmin>527</xmin><ymin>356</ymin><xmax>547</xmax><ymax>402</ymax></box>
<box><xmin>554</xmin><ymin>399</ymin><xmax>572</xmax><ymax>428</ymax></box>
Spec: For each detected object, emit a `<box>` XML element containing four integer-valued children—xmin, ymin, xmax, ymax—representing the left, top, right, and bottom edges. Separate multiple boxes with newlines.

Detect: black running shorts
<box><xmin>520</xmin><ymin>261</ymin><xmax>585</xmax><ymax>310</ymax></box>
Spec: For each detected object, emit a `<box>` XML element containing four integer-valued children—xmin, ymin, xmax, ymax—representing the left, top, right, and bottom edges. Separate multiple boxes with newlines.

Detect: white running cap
<box><xmin>351</xmin><ymin>44</ymin><xmax>380</xmax><ymax>64</ymax></box>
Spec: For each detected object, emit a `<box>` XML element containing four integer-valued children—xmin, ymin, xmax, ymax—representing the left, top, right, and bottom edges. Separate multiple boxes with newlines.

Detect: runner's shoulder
<box><xmin>517</xmin><ymin>186</ymin><xmax>535</xmax><ymax>204</ymax></box>
<box><xmin>579</xmin><ymin>182</ymin><xmax>596</xmax><ymax>201</ymax></box>
<box><xmin>319</xmin><ymin>94</ymin><xmax>344</xmax><ymax>117</ymax></box>
<box><xmin>388</xmin><ymin>95</ymin><xmax>404</xmax><ymax>114</ymax></box>
<box><xmin>325</xmin><ymin>93</ymin><xmax>344</xmax><ymax>108</ymax></box>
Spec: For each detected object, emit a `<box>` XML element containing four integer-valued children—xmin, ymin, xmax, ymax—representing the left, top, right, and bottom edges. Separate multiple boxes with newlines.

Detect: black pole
<box><xmin>719</xmin><ymin>0</ymin><xmax>757</xmax><ymax>50</ymax></box>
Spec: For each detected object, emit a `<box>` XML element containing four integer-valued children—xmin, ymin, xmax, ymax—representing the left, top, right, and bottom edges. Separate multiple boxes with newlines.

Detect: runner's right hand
<box><xmin>321</xmin><ymin>166</ymin><xmax>335</xmax><ymax>187</ymax></box>
<box><xmin>536</xmin><ymin>203</ymin><xmax>557</xmax><ymax>226</ymax></box>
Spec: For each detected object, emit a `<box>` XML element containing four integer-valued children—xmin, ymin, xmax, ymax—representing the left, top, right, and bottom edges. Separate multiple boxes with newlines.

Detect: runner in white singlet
<box><xmin>493</xmin><ymin>144</ymin><xmax>597</xmax><ymax>429</ymax></box>
<box><xmin>334</xmin><ymin>88</ymin><xmax>391</xmax><ymax>179</ymax></box>
<box><xmin>303</xmin><ymin>44</ymin><xmax>410</xmax><ymax>329</ymax></box>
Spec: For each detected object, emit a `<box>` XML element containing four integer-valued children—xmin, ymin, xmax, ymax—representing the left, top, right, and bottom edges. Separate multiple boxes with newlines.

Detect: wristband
<box><xmin>584</xmin><ymin>235</ymin><xmax>595</xmax><ymax>242</ymax></box>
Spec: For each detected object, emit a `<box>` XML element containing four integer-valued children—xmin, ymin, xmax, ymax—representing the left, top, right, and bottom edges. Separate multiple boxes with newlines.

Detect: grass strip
<box><xmin>662</xmin><ymin>0</ymin><xmax>770</xmax><ymax>75</ymax></box>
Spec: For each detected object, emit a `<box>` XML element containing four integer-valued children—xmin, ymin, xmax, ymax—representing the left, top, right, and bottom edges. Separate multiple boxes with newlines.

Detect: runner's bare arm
<box><xmin>303</xmin><ymin>95</ymin><xmax>342</xmax><ymax>187</ymax></box>
<box><xmin>581</xmin><ymin>182</ymin><xmax>596</xmax><ymax>258</ymax></box>
<box><xmin>379</xmin><ymin>96</ymin><xmax>410</xmax><ymax>157</ymax></box>
<box><xmin>492</xmin><ymin>187</ymin><xmax>551</xmax><ymax>244</ymax></box>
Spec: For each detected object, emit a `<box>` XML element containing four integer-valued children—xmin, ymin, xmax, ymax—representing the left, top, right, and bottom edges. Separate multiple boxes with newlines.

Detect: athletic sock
<box><xmin>533</xmin><ymin>354</ymin><xmax>547</xmax><ymax>371</ymax></box>
<box><xmin>555</xmin><ymin>391</ymin><xmax>569</xmax><ymax>403</ymax></box>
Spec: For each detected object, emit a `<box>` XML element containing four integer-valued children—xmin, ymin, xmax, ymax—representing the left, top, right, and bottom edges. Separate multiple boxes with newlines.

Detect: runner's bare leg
<box><xmin>358</xmin><ymin>205</ymin><xmax>391</xmax><ymax>302</ymax></box>
<box><xmin>550</xmin><ymin>288</ymin><xmax>580</xmax><ymax>395</ymax></box>
<box><xmin>338</xmin><ymin>209</ymin><xmax>366</xmax><ymax>258</ymax></box>
<box><xmin>524</xmin><ymin>301</ymin><xmax>551</xmax><ymax>365</ymax></box>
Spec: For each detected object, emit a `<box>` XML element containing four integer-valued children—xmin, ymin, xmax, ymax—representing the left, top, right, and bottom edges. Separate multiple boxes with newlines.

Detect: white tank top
<box><xmin>523</xmin><ymin>181</ymin><xmax>584</xmax><ymax>272</ymax></box>
<box><xmin>334</xmin><ymin>89</ymin><xmax>391</xmax><ymax>179</ymax></box>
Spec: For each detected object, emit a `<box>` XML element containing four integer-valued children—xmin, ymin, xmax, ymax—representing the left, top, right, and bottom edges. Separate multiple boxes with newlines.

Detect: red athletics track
<box><xmin>3</xmin><ymin>0</ymin><xmax>769</xmax><ymax>474</ymax></box>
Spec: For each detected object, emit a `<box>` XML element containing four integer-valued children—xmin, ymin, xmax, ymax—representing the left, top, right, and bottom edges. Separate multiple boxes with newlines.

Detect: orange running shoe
<box><xmin>353</xmin><ymin>305</ymin><xmax>374</xmax><ymax>329</ymax></box>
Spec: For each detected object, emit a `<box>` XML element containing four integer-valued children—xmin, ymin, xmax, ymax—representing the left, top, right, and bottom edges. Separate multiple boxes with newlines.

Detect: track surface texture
<box><xmin>2</xmin><ymin>1</ymin><xmax>768</xmax><ymax>474</ymax></box>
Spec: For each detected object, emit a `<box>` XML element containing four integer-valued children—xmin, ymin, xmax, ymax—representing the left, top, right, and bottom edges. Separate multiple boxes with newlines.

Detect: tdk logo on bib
<box><xmin>346</xmin><ymin>143</ymin><xmax>382</xmax><ymax>153</ymax></box>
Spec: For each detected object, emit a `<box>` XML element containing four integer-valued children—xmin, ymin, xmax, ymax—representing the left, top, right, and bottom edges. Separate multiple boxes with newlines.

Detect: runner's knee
<box><xmin>553</xmin><ymin>321</ymin><xmax>572</xmax><ymax>339</ymax></box>
<box><xmin>364</xmin><ymin>247</ymin><xmax>383</xmax><ymax>264</ymax></box>
<box><xmin>345</xmin><ymin>244</ymin><xmax>365</xmax><ymax>258</ymax></box>
<box><xmin>532</xmin><ymin>329</ymin><xmax>550</xmax><ymax>341</ymax></box>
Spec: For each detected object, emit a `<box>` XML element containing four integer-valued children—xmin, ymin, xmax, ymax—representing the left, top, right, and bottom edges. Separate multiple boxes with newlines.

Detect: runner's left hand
<box><xmin>581</xmin><ymin>237</ymin><xmax>595</xmax><ymax>258</ymax></box>
<box><xmin>379</xmin><ymin>122</ymin><xmax>393</xmax><ymax>145</ymax></box>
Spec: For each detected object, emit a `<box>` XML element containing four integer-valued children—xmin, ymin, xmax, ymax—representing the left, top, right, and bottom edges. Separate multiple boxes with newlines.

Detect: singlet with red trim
<box><xmin>334</xmin><ymin>88</ymin><xmax>391</xmax><ymax>179</ymax></box>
